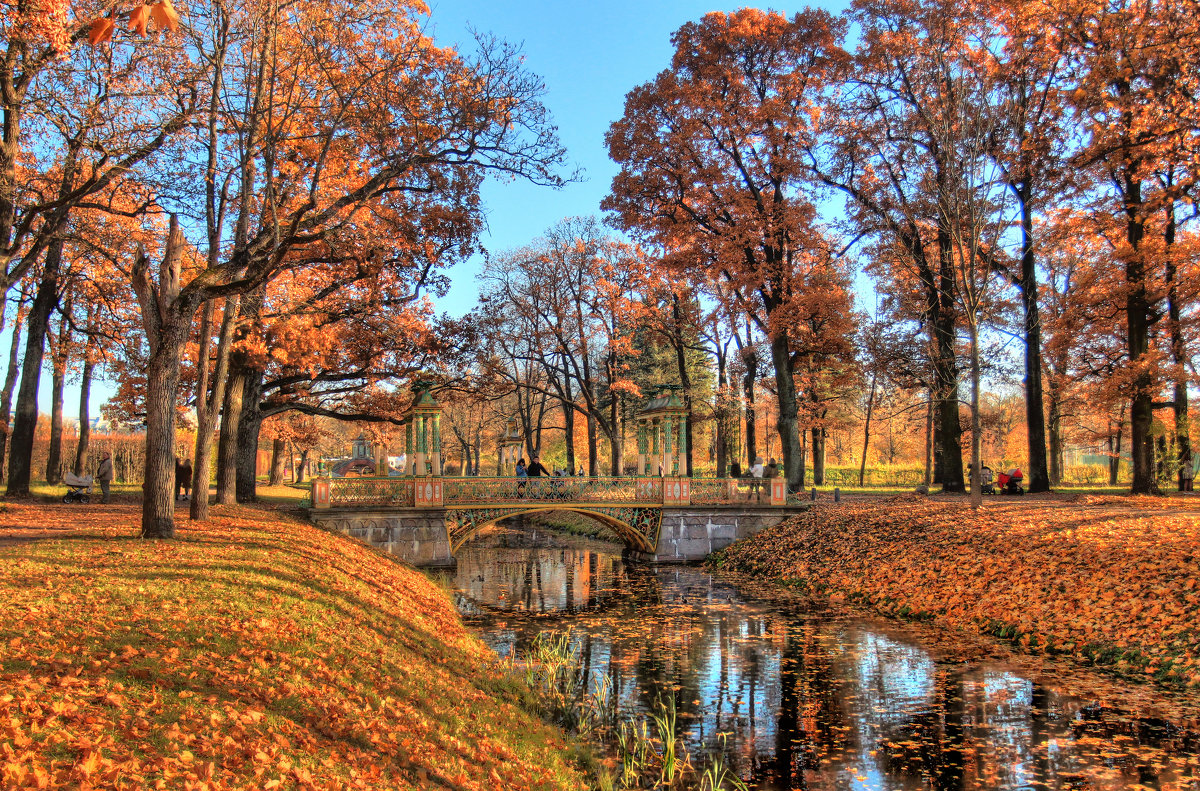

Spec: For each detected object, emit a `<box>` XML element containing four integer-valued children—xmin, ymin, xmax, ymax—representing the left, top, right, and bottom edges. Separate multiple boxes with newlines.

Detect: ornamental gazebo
<box><xmin>636</xmin><ymin>385</ymin><xmax>688</xmax><ymax>477</ymax></box>
<box><xmin>402</xmin><ymin>380</ymin><xmax>442</xmax><ymax>477</ymax></box>
<box><xmin>498</xmin><ymin>419</ymin><xmax>523</xmax><ymax>475</ymax></box>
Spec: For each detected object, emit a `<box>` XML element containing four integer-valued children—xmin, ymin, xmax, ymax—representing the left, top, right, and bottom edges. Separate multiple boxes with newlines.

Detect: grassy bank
<box><xmin>710</xmin><ymin>495</ymin><xmax>1200</xmax><ymax>689</ymax></box>
<box><xmin>0</xmin><ymin>501</ymin><xmax>588</xmax><ymax>790</ymax></box>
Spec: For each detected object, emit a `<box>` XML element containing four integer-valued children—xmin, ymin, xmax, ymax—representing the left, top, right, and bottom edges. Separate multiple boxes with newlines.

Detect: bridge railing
<box><xmin>319</xmin><ymin>476</ymin><xmax>414</xmax><ymax>508</ymax></box>
<box><xmin>443</xmin><ymin>476</ymin><xmax>652</xmax><ymax>505</ymax></box>
<box><xmin>311</xmin><ymin>475</ymin><xmax>787</xmax><ymax>508</ymax></box>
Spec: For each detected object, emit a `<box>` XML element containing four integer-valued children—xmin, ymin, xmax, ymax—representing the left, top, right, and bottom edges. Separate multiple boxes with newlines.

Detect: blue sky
<box><xmin>26</xmin><ymin>1</ymin><xmax>855</xmax><ymax>425</ymax></box>
<box><xmin>426</xmin><ymin>0</ymin><xmax>852</xmax><ymax>316</ymax></box>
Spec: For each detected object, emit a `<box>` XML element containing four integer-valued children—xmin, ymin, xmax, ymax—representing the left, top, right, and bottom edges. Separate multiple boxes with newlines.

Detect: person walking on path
<box><xmin>96</xmin><ymin>452</ymin><xmax>113</xmax><ymax>504</ymax></box>
<box><xmin>174</xmin><ymin>456</ymin><xmax>185</xmax><ymax>501</ymax></box>
<box><xmin>179</xmin><ymin>458</ymin><xmax>193</xmax><ymax>501</ymax></box>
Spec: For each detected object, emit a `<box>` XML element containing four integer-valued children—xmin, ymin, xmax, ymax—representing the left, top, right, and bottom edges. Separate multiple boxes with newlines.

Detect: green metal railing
<box><xmin>316</xmin><ymin>474</ymin><xmax>779</xmax><ymax>508</ymax></box>
<box><xmin>327</xmin><ymin>476</ymin><xmax>413</xmax><ymax>507</ymax></box>
<box><xmin>442</xmin><ymin>476</ymin><xmax>653</xmax><ymax>505</ymax></box>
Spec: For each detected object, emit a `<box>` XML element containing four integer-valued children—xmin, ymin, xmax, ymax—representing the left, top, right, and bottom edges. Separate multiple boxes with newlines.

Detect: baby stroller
<box><xmin>980</xmin><ymin>465</ymin><xmax>996</xmax><ymax>495</ymax></box>
<box><xmin>62</xmin><ymin>472</ymin><xmax>93</xmax><ymax>504</ymax></box>
<box><xmin>996</xmin><ymin>468</ymin><xmax>1025</xmax><ymax>496</ymax></box>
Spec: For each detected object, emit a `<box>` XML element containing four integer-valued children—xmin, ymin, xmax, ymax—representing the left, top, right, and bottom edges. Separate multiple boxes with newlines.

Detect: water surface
<box><xmin>440</xmin><ymin>523</ymin><xmax>1200</xmax><ymax>790</ymax></box>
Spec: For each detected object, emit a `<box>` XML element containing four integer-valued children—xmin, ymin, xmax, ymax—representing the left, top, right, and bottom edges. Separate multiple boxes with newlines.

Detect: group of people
<box><xmin>513</xmin><ymin>457</ymin><xmax>585</xmax><ymax>478</ymax></box>
<box><xmin>730</xmin><ymin>456</ymin><xmax>779</xmax><ymax>501</ymax></box>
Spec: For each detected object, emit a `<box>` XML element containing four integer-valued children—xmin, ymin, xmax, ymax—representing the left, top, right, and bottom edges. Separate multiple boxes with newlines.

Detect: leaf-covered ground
<box><xmin>711</xmin><ymin>495</ymin><xmax>1200</xmax><ymax>689</ymax></box>
<box><xmin>0</xmin><ymin>501</ymin><xmax>588</xmax><ymax>790</ymax></box>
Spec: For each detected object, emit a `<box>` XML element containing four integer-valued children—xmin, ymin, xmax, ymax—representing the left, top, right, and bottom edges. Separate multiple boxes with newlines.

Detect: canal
<box><xmin>437</xmin><ymin>520</ymin><xmax>1200</xmax><ymax>790</ymax></box>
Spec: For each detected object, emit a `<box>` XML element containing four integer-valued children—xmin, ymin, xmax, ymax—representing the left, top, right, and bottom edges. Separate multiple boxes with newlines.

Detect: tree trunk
<box><xmin>609</xmin><ymin>393</ymin><xmax>622</xmax><ymax>476</ymax></box>
<box><xmin>191</xmin><ymin>296</ymin><xmax>240</xmax><ymax>519</ymax></box>
<box><xmin>586</xmin><ymin>409</ymin><xmax>599</xmax><ymax>476</ymax></box>
<box><xmin>743</xmin><ymin>344</ymin><xmax>758</xmax><ymax>468</ymax></box>
<box><xmin>74</xmin><ymin>356</ymin><xmax>94</xmax><ymax>476</ymax></box>
<box><xmin>235</xmin><ymin>367</ymin><xmax>264</xmax><ymax>502</ymax></box>
<box><xmin>1109</xmin><ymin>421</ymin><xmax>1122</xmax><ymax>486</ymax></box>
<box><xmin>142</xmin><ymin>334</ymin><xmax>188</xmax><ymax>538</ymax></box>
<box><xmin>924</xmin><ymin>392</ymin><xmax>934</xmax><ymax>487</ymax></box>
<box><xmin>1124</xmin><ymin>176</ymin><xmax>1156</xmax><ymax>493</ymax></box>
<box><xmin>1018</xmin><ymin>195</ymin><xmax>1051</xmax><ymax>492</ymax></box>
<box><xmin>216</xmin><ymin>358</ymin><xmax>247</xmax><ymax>504</ymax></box>
<box><xmin>933</xmin><ymin>283</ymin><xmax>965</xmax><ymax>493</ymax></box>
<box><xmin>45</xmin><ymin>338</ymin><xmax>66</xmax><ymax>485</ymax></box>
<box><xmin>811</xmin><ymin>426</ymin><xmax>826</xmax><ymax>486</ymax></box>
<box><xmin>769</xmin><ymin>330</ymin><xmax>803</xmax><ymax>494</ymax></box>
<box><xmin>7</xmin><ymin>239</ymin><xmax>63</xmax><ymax>495</ymax></box>
<box><xmin>1047</xmin><ymin>387</ymin><xmax>1063</xmax><ymax>486</ymax></box>
<box><xmin>1165</xmin><ymin>201</ymin><xmax>1190</xmax><ymax>490</ymax></box>
<box><xmin>296</xmin><ymin>448</ymin><xmax>309</xmax><ymax>483</ymax></box>
<box><xmin>715</xmin><ymin>349</ymin><xmax>728</xmax><ymax>478</ymax></box>
<box><xmin>0</xmin><ymin>285</ymin><xmax>29</xmax><ymax>482</ymax></box>
<box><xmin>798</xmin><ymin>422</ymin><xmax>807</xmax><ymax>490</ymax></box>
<box><xmin>268</xmin><ymin>437</ymin><xmax>286</xmax><ymax>486</ymax></box>
<box><xmin>132</xmin><ymin>217</ymin><xmax>196</xmax><ymax>539</ymax></box>
<box><xmin>968</xmin><ymin>322</ymin><xmax>983</xmax><ymax>508</ymax></box>
<box><xmin>562</xmin><ymin>399</ymin><xmax>576</xmax><ymax>474</ymax></box>
<box><xmin>859</xmin><ymin>372</ymin><xmax>877</xmax><ymax>487</ymax></box>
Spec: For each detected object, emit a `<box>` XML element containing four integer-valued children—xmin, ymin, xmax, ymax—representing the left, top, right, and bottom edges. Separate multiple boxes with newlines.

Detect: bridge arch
<box><xmin>445</xmin><ymin>505</ymin><xmax>662</xmax><ymax>554</ymax></box>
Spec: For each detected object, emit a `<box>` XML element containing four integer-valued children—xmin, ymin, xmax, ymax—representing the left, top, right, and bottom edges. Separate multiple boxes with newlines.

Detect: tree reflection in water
<box><xmin>438</xmin><ymin>525</ymin><xmax>1200</xmax><ymax>790</ymax></box>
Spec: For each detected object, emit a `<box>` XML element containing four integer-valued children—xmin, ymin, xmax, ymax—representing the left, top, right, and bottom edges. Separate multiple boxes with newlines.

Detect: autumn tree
<box><xmin>1052</xmin><ymin>0</ymin><xmax>1200</xmax><ymax>492</ymax></box>
<box><xmin>605</xmin><ymin>8</ymin><xmax>850</xmax><ymax>493</ymax></box>
<box><xmin>118</xmin><ymin>0</ymin><xmax>567</xmax><ymax>537</ymax></box>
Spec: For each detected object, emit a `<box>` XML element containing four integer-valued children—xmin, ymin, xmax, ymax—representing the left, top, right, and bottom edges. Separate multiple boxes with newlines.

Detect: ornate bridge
<box><xmin>309</xmin><ymin>475</ymin><xmax>793</xmax><ymax>566</ymax></box>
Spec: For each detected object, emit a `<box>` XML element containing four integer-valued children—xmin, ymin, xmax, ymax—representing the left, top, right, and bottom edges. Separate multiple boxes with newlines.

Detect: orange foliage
<box><xmin>0</xmin><ymin>504</ymin><xmax>585</xmax><ymax>789</ymax></box>
<box><xmin>715</xmin><ymin>497</ymin><xmax>1200</xmax><ymax>688</ymax></box>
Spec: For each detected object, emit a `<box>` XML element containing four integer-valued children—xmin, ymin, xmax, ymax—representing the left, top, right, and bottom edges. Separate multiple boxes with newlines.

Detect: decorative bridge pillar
<box><xmin>313</xmin><ymin>477</ymin><xmax>331</xmax><ymax>509</ymax></box>
<box><xmin>499</xmin><ymin>419</ymin><xmax>522</xmax><ymax>476</ymax></box>
<box><xmin>402</xmin><ymin>379</ymin><xmax>443</xmax><ymax>506</ymax></box>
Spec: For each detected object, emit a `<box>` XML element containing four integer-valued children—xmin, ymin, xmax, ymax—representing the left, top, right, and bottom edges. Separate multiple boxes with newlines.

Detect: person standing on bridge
<box><xmin>749</xmin><ymin>457</ymin><xmax>764</xmax><ymax>502</ymax></box>
<box><xmin>526</xmin><ymin>455</ymin><xmax>550</xmax><ymax>499</ymax></box>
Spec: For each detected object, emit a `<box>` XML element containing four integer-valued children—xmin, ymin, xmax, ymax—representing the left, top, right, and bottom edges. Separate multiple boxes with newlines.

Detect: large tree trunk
<box><xmin>769</xmin><ymin>330</ymin><xmax>803</xmax><ymax>494</ymax></box>
<box><xmin>1124</xmin><ymin>177</ymin><xmax>1156</xmax><ymax>494</ymax></box>
<box><xmin>7</xmin><ymin>239</ymin><xmax>64</xmax><ymax>495</ymax></box>
<box><xmin>131</xmin><ymin>217</ymin><xmax>197</xmax><ymax>538</ymax></box>
<box><xmin>562</xmin><ymin>398</ymin><xmax>576</xmax><ymax>474</ymax></box>
<box><xmin>924</xmin><ymin>391</ymin><xmax>934</xmax><ymax>487</ymax></box>
<box><xmin>1047</xmin><ymin>386</ymin><xmax>1063</xmax><ymax>486</ymax></box>
<box><xmin>933</xmin><ymin>298</ymin><xmax>965</xmax><ymax>493</ymax></box>
<box><xmin>968</xmin><ymin>323</ymin><xmax>984</xmax><ymax>508</ymax></box>
<box><xmin>811</xmin><ymin>426</ymin><xmax>826</xmax><ymax>486</ymax></box>
<box><xmin>296</xmin><ymin>448</ymin><xmax>309</xmax><ymax>483</ymax></box>
<box><xmin>268</xmin><ymin>437</ymin><xmax>286</xmax><ymax>486</ymax></box>
<box><xmin>45</xmin><ymin>333</ymin><xmax>67</xmax><ymax>485</ymax></box>
<box><xmin>742</xmin><ymin>343</ymin><xmax>758</xmax><ymax>468</ymax></box>
<box><xmin>609</xmin><ymin>392</ymin><xmax>623</xmax><ymax>476</ymax></box>
<box><xmin>1109</xmin><ymin>420</ymin><xmax>1122</xmax><ymax>485</ymax></box>
<box><xmin>142</xmin><ymin>334</ymin><xmax>188</xmax><ymax>538</ymax></box>
<box><xmin>0</xmin><ymin>285</ymin><xmax>28</xmax><ymax>482</ymax></box>
<box><xmin>216</xmin><ymin>357</ymin><xmax>247</xmax><ymax>504</ymax></box>
<box><xmin>72</xmin><ymin>357</ymin><xmax>93</xmax><ymax>480</ymax></box>
<box><xmin>1165</xmin><ymin>201</ymin><xmax>1190</xmax><ymax>490</ymax></box>
<box><xmin>235</xmin><ymin>367</ymin><xmax>264</xmax><ymax>502</ymax></box>
<box><xmin>1018</xmin><ymin>195</ymin><xmax>1051</xmax><ymax>492</ymax></box>
<box><xmin>191</xmin><ymin>296</ymin><xmax>240</xmax><ymax>519</ymax></box>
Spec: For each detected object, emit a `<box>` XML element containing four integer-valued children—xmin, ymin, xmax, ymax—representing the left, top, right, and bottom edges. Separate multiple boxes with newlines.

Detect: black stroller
<box><xmin>62</xmin><ymin>472</ymin><xmax>93</xmax><ymax>503</ymax></box>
